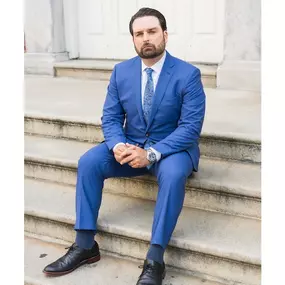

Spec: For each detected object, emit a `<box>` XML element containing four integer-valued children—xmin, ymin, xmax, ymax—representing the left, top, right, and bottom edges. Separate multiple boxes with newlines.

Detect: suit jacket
<box><xmin>101</xmin><ymin>51</ymin><xmax>206</xmax><ymax>172</ymax></box>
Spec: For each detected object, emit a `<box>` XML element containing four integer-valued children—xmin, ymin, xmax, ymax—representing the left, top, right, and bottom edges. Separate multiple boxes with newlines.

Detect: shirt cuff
<box><xmin>150</xmin><ymin>147</ymin><xmax>162</xmax><ymax>162</ymax></box>
<box><xmin>113</xmin><ymin>142</ymin><xmax>126</xmax><ymax>152</ymax></box>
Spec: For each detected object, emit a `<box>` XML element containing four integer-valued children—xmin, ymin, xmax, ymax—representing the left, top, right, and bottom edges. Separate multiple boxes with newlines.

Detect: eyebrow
<box><xmin>134</xmin><ymin>27</ymin><xmax>158</xmax><ymax>34</ymax></box>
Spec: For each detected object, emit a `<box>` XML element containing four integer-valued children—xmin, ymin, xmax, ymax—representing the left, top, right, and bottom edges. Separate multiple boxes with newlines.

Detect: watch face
<box><xmin>148</xmin><ymin>151</ymin><xmax>156</xmax><ymax>162</ymax></box>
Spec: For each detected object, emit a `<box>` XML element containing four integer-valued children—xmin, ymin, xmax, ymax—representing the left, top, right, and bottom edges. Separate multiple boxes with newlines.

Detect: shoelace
<box><xmin>65</xmin><ymin>243</ymin><xmax>76</xmax><ymax>250</ymax></box>
<box><xmin>144</xmin><ymin>264</ymin><xmax>159</xmax><ymax>275</ymax></box>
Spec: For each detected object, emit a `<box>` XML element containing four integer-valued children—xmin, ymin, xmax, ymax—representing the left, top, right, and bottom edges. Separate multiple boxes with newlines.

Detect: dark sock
<box><xmin>75</xmin><ymin>230</ymin><xmax>96</xmax><ymax>249</ymax></box>
<box><xmin>146</xmin><ymin>244</ymin><xmax>165</xmax><ymax>265</ymax></box>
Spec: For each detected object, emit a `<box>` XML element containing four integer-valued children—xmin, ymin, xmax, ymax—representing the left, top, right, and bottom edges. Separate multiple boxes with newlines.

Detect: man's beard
<box><xmin>135</xmin><ymin>38</ymin><xmax>166</xmax><ymax>59</ymax></box>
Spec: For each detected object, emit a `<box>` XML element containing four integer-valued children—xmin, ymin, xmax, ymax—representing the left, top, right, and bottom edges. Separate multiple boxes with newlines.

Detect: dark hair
<box><xmin>129</xmin><ymin>7</ymin><xmax>167</xmax><ymax>36</ymax></box>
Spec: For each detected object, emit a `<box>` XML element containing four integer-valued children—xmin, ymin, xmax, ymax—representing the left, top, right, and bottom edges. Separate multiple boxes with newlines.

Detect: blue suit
<box><xmin>75</xmin><ymin>51</ymin><xmax>206</xmax><ymax>249</ymax></box>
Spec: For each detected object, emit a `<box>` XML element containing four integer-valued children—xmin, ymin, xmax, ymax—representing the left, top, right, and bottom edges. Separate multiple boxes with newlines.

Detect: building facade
<box><xmin>24</xmin><ymin>0</ymin><xmax>261</xmax><ymax>91</ymax></box>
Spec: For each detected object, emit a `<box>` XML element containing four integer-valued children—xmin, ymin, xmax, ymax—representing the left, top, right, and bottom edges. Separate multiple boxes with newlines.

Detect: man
<box><xmin>43</xmin><ymin>7</ymin><xmax>206</xmax><ymax>285</ymax></box>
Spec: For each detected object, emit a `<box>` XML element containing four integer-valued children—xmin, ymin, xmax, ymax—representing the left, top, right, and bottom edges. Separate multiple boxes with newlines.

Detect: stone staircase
<box><xmin>24</xmin><ymin>74</ymin><xmax>261</xmax><ymax>285</ymax></box>
<box><xmin>53</xmin><ymin>60</ymin><xmax>218</xmax><ymax>88</ymax></box>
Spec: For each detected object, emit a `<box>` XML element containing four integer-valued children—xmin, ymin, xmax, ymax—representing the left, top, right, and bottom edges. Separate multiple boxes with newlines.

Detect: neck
<box><xmin>142</xmin><ymin>51</ymin><xmax>165</xmax><ymax>67</ymax></box>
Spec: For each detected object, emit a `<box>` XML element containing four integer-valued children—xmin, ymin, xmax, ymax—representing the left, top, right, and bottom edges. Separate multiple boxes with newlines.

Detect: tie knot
<box><xmin>145</xmin><ymin>68</ymin><xmax>153</xmax><ymax>76</ymax></box>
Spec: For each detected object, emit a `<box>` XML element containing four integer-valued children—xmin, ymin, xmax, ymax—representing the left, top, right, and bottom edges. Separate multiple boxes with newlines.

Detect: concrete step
<box><xmin>24</xmin><ymin>235</ymin><xmax>224</xmax><ymax>285</ymax></box>
<box><xmin>24</xmin><ymin>135</ymin><xmax>261</xmax><ymax>219</ymax></box>
<box><xmin>24</xmin><ymin>75</ymin><xmax>261</xmax><ymax>163</ymax></box>
<box><xmin>24</xmin><ymin>178</ymin><xmax>261</xmax><ymax>285</ymax></box>
<box><xmin>53</xmin><ymin>59</ymin><xmax>218</xmax><ymax>88</ymax></box>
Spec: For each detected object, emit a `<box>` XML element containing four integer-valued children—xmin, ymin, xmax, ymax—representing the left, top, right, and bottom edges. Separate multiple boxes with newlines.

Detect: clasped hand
<box><xmin>114</xmin><ymin>143</ymin><xmax>150</xmax><ymax>168</ymax></box>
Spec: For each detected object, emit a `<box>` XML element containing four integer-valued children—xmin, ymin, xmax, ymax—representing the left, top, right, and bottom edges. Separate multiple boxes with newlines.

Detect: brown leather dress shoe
<box><xmin>136</xmin><ymin>259</ymin><xmax>166</xmax><ymax>285</ymax></box>
<box><xmin>43</xmin><ymin>242</ymin><xmax>100</xmax><ymax>276</ymax></box>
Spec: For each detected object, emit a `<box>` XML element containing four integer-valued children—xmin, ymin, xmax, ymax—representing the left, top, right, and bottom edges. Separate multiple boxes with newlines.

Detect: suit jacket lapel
<box><xmin>146</xmin><ymin>52</ymin><xmax>175</xmax><ymax>130</ymax></box>
<box><xmin>131</xmin><ymin>57</ymin><xmax>147</xmax><ymax>128</ymax></box>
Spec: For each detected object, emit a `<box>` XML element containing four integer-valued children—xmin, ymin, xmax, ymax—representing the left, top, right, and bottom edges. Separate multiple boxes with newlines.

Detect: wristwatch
<box><xmin>146</xmin><ymin>148</ymin><xmax>157</xmax><ymax>164</ymax></box>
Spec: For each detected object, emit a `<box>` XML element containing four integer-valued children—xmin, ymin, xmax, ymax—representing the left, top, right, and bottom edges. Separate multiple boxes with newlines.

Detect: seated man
<box><xmin>43</xmin><ymin>7</ymin><xmax>206</xmax><ymax>285</ymax></box>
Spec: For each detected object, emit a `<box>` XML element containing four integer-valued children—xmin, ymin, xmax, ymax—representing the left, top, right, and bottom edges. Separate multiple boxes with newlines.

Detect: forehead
<box><xmin>132</xmin><ymin>16</ymin><xmax>161</xmax><ymax>32</ymax></box>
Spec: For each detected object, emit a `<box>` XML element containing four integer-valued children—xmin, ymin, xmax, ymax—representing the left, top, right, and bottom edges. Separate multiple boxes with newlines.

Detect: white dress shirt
<box><xmin>113</xmin><ymin>52</ymin><xmax>167</xmax><ymax>162</ymax></box>
<box><xmin>141</xmin><ymin>51</ymin><xmax>166</xmax><ymax>105</ymax></box>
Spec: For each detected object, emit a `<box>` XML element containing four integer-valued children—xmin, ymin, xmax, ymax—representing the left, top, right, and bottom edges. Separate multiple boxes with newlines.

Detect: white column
<box><xmin>217</xmin><ymin>0</ymin><xmax>261</xmax><ymax>91</ymax></box>
<box><xmin>24</xmin><ymin>0</ymin><xmax>69</xmax><ymax>75</ymax></box>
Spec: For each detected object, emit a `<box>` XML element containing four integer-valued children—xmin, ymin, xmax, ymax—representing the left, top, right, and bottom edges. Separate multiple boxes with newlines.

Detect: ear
<box><xmin>164</xmin><ymin>30</ymin><xmax>168</xmax><ymax>43</ymax></box>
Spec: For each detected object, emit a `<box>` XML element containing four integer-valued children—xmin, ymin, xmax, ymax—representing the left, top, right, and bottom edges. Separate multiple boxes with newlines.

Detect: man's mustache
<box><xmin>142</xmin><ymin>44</ymin><xmax>155</xmax><ymax>49</ymax></box>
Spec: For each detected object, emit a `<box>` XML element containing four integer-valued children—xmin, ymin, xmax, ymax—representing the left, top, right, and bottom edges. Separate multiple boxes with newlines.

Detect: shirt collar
<box><xmin>141</xmin><ymin>51</ymin><xmax>167</xmax><ymax>74</ymax></box>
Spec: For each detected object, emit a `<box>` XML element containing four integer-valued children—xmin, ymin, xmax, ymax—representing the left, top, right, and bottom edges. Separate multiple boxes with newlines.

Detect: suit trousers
<box><xmin>74</xmin><ymin>142</ymin><xmax>194</xmax><ymax>249</ymax></box>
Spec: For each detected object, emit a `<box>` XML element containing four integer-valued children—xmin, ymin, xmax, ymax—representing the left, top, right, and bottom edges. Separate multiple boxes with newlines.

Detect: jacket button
<box><xmin>146</xmin><ymin>133</ymin><xmax>149</xmax><ymax>137</ymax></box>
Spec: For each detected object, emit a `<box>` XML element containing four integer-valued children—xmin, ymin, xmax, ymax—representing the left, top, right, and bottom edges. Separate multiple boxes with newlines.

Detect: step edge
<box><xmin>53</xmin><ymin>60</ymin><xmax>218</xmax><ymax>76</ymax></box>
<box><xmin>24</xmin><ymin>233</ymin><xmax>232</xmax><ymax>285</ymax></box>
<box><xmin>24</xmin><ymin>154</ymin><xmax>261</xmax><ymax>199</ymax></box>
<box><xmin>24</xmin><ymin>114</ymin><xmax>261</xmax><ymax>145</ymax></box>
<box><xmin>24</xmin><ymin>204</ymin><xmax>260</xmax><ymax>266</ymax></box>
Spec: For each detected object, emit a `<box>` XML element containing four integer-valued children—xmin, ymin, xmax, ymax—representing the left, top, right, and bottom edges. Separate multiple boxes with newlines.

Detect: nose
<box><xmin>143</xmin><ymin>32</ymin><xmax>150</xmax><ymax>42</ymax></box>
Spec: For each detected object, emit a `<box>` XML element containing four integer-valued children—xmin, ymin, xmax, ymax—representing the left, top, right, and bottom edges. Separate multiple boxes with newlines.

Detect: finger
<box><xmin>121</xmin><ymin>154</ymin><xmax>135</xmax><ymax>165</ymax></box>
<box><xmin>121</xmin><ymin>156</ymin><xmax>135</xmax><ymax>165</ymax></box>
<box><xmin>129</xmin><ymin>162</ymin><xmax>138</xmax><ymax>168</ymax></box>
<box><xmin>114</xmin><ymin>150</ymin><xmax>122</xmax><ymax>156</ymax></box>
<box><xmin>116</xmin><ymin>145</ymin><xmax>128</xmax><ymax>153</ymax></box>
<box><xmin>126</xmin><ymin>143</ymin><xmax>137</xmax><ymax>150</ymax></box>
<box><xmin>120</xmin><ymin>149</ymin><xmax>134</xmax><ymax>158</ymax></box>
<box><xmin>115</xmin><ymin>155</ymin><xmax>122</xmax><ymax>163</ymax></box>
<box><xmin>114</xmin><ymin>149</ymin><xmax>123</xmax><ymax>156</ymax></box>
<box><xmin>129</xmin><ymin>156</ymin><xmax>140</xmax><ymax>167</ymax></box>
<box><xmin>131</xmin><ymin>163</ymin><xmax>140</xmax><ymax>168</ymax></box>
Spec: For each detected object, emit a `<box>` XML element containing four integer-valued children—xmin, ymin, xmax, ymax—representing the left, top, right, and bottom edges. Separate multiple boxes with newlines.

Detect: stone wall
<box><xmin>25</xmin><ymin>0</ymin><xmax>53</xmax><ymax>53</ymax></box>
<box><xmin>217</xmin><ymin>0</ymin><xmax>261</xmax><ymax>91</ymax></box>
<box><xmin>24</xmin><ymin>0</ymin><xmax>68</xmax><ymax>75</ymax></box>
<box><xmin>224</xmin><ymin>0</ymin><xmax>261</xmax><ymax>61</ymax></box>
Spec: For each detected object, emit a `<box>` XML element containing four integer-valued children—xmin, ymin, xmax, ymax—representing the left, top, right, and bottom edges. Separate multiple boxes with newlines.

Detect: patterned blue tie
<box><xmin>143</xmin><ymin>68</ymin><xmax>154</xmax><ymax>124</ymax></box>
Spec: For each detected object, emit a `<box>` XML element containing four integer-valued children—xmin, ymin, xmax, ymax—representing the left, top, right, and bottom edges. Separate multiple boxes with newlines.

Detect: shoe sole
<box><xmin>43</xmin><ymin>253</ymin><xmax>101</xmax><ymax>277</ymax></box>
